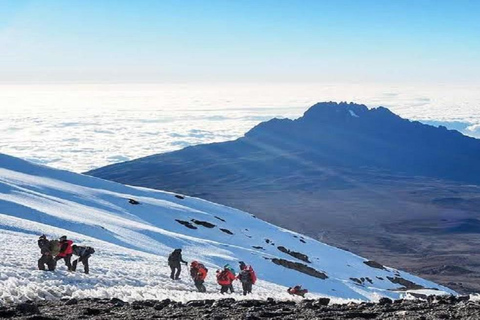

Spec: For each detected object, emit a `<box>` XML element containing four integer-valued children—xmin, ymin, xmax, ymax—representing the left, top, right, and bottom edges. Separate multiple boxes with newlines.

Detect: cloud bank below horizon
<box><xmin>1</xmin><ymin>83</ymin><xmax>479</xmax><ymax>172</ymax></box>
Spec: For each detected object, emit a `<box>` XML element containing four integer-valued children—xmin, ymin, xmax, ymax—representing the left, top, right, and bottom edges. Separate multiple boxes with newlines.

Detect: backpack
<box><xmin>248</xmin><ymin>266</ymin><xmax>257</xmax><ymax>284</ymax></box>
<box><xmin>49</xmin><ymin>240</ymin><xmax>61</xmax><ymax>256</ymax></box>
<box><xmin>197</xmin><ymin>264</ymin><xmax>208</xmax><ymax>280</ymax></box>
<box><xmin>217</xmin><ymin>270</ymin><xmax>229</xmax><ymax>282</ymax></box>
<box><xmin>168</xmin><ymin>250</ymin><xmax>180</xmax><ymax>264</ymax></box>
<box><xmin>240</xmin><ymin>266</ymin><xmax>257</xmax><ymax>284</ymax></box>
<box><xmin>198</xmin><ymin>264</ymin><xmax>208</xmax><ymax>273</ymax></box>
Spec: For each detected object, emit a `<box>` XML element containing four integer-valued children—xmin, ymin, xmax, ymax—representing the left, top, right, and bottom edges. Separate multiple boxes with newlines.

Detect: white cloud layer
<box><xmin>1</xmin><ymin>83</ymin><xmax>479</xmax><ymax>172</ymax></box>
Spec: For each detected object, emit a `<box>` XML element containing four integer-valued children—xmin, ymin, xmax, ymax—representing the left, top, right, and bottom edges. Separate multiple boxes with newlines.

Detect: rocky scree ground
<box><xmin>2</xmin><ymin>295</ymin><xmax>480</xmax><ymax>320</ymax></box>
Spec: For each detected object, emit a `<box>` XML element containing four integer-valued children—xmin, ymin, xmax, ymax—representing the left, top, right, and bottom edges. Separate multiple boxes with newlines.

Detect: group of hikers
<box><xmin>37</xmin><ymin>235</ymin><xmax>95</xmax><ymax>274</ymax></box>
<box><xmin>168</xmin><ymin>248</ymin><xmax>257</xmax><ymax>295</ymax></box>
<box><xmin>37</xmin><ymin>237</ymin><xmax>306</xmax><ymax>297</ymax></box>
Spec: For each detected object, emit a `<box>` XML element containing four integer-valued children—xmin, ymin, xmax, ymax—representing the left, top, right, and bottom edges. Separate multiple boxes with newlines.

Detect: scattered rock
<box><xmin>174</xmin><ymin>195</ymin><xmax>185</xmax><ymax>199</ymax></box>
<box><xmin>237</xmin><ymin>300</ymin><xmax>263</xmax><ymax>307</ymax></box>
<box><xmin>110</xmin><ymin>297</ymin><xmax>126</xmax><ymax>307</ymax></box>
<box><xmin>214</xmin><ymin>216</ymin><xmax>226</xmax><ymax>222</ymax></box>
<box><xmin>128</xmin><ymin>198</ymin><xmax>140</xmax><ymax>205</ymax></box>
<box><xmin>271</xmin><ymin>258</ymin><xmax>328</xmax><ymax>279</ymax></box>
<box><xmin>363</xmin><ymin>260</ymin><xmax>386</xmax><ymax>270</ymax></box>
<box><xmin>154</xmin><ymin>299</ymin><xmax>171</xmax><ymax>310</ymax></box>
<box><xmin>186</xmin><ymin>300</ymin><xmax>214</xmax><ymax>307</ymax></box>
<box><xmin>0</xmin><ymin>308</ymin><xmax>16</xmax><ymax>318</ymax></box>
<box><xmin>219</xmin><ymin>228</ymin><xmax>233</xmax><ymax>235</ymax></box>
<box><xmin>252</xmin><ymin>246</ymin><xmax>264</xmax><ymax>250</ymax></box>
<box><xmin>316</xmin><ymin>298</ymin><xmax>330</xmax><ymax>306</ymax></box>
<box><xmin>378</xmin><ymin>298</ymin><xmax>392</xmax><ymax>305</ymax></box>
<box><xmin>457</xmin><ymin>295</ymin><xmax>470</xmax><ymax>302</ymax></box>
<box><xmin>213</xmin><ymin>298</ymin><xmax>235</xmax><ymax>308</ymax></box>
<box><xmin>64</xmin><ymin>298</ymin><xmax>78</xmax><ymax>306</ymax></box>
<box><xmin>175</xmin><ymin>219</ymin><xmax>197</xmax><ymax>229</ymax></box>
<box><xmin>345</xmin><ymin>311</ymin><xmax>378</xmax><ymax>319</ymax></box>
<box><xmin>191</xmin><ymin>219</ymin><xmax>216</xmax><ymax>228</ymax></box>
<box><xmin>277</xmin><ymin>246</ymin><xmax>311</xmax><ymax>263</ymax></box>
<box><xmin>387</xmin><ymin>276</ymin><xmax>424</xmax><ymax>290</ymax></box>
<box><xmin>4</xmin><ymin>297</ymin><xmax>480</xmax><ymax>320</ymax></box>
<box><xmin>16</xmin><ymin>302</ymin><xmax>39</xmax><ymax>315</ymax></box>
<box><xmin>83</xmin><ymin>308</ymin><xmax>101</xmax><ymax>316</ymax></box>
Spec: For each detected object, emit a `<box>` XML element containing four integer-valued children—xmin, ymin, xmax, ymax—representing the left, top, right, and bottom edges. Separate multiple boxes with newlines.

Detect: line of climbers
<box><xmin>168</xmin><ymin>249</ymin><xmax>257</xmax><ymax>295</ymax></box>
<box><xmin>38</xmin><ymin>239</ymin><xmax>304</xmax><ymax>297</ymax></box>
<box><xmin>37</xmin><ymin>234</ymin><xmax>95</xmax><ymax>274</ymax></box>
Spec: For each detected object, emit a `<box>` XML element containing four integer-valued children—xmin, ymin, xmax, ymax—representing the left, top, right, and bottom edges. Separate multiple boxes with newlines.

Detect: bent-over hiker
<box><xmin>38</xmin><ymin>235</ymin><xmax>55</xmax><ymax>271</ymax></box>
<box><xmin>72</xmin><ymin>245</ymin><xmax>95</xmax><ymax>274</ymax></box>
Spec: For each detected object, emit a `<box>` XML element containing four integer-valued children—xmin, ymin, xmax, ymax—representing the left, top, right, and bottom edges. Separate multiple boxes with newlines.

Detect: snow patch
<box><xmin>0</xmin><ymin>153</ymin><xmax>455</xmax><ymax>305</ymax></box>
<box><xmin>349</xmin><ymin>110</ymin><xmax>360</xmax><ymax>118</ymax></box>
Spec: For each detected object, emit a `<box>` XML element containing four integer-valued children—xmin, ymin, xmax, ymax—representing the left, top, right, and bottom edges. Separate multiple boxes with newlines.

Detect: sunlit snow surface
<box><xmin>0</xmin><ymin>154</ymin><xmax>455</xmax><ymax>305</ymax></box>
<box><xmin>1</xmin><ymin>83</ymin><xmax>480</xmax><ymax>172</ymax></box>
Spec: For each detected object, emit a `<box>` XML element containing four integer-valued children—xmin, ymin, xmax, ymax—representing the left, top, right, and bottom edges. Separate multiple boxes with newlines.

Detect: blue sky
<box><xmin>1</xmin><ymin>0</ymin><xmax>479</xmax><ymax>83</ymax></box>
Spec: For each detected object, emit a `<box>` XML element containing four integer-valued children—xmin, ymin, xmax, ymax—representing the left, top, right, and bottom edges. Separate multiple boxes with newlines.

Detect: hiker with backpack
<box><xmin>238</xmin><ymin>261</ymin><xmax>257</xmax><ymax>295</ymax></box>
<box><xmin>216</xmin><ymin>265</ymin><xmax>236</xmax><ymax>294</ymax></box>
<box><xmin>190</xmin><ymin>261</ymin><xmax>208</xmax><ymax>292</ymax></box>
<box><xmin>71</xmin><ymin>245</ymin><xmax>95</xmax><ymax>274</ymax></box>
<box><xmin>37</xmin><ymin>235</ymin><xmax>55</xmax><ymax>271</ymax></box>
<box><xmin>288</xmin><ymin>285</ymin><xmax>308</xmax><ymax>298</ymax></box>
<box><xmin>55</xmin><ymin>235</ymin><xmax>74</xmax><ymax>271</ymax></box>
<box><xmin>168</xmin><ymin>248</ymin><xmax>187</xmax><ymax>280</ymax></box>
<box><xmin>225</xmin><ymin>264</ymin><xmax>236</xmax><ymax>293</ymax></box>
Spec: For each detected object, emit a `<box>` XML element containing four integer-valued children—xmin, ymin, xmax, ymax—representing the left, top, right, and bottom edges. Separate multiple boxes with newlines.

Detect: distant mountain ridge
<box><xmin>90</xmin><ymin>102</ymin><xmax>480</xmax><ymax>185</ymax></box>
<box><xmin>87</xmin><ymin>102</ymin><xmax>480</xmax><ymax>294</ymax></box>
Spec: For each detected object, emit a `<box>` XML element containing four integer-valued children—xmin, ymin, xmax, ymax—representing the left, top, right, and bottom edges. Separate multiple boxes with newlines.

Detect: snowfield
<box><xmin>0</xmin><ymin>153</ymin><xmax>455</xmax><ymax>305</ymax></box>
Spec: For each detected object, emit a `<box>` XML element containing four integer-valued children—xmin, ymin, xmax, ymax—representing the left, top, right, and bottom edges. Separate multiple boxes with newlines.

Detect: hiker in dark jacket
<box><xmin>55</xmin><ymin>235</ymin><xmax>74</xmax><ymax>271</ymax></box>
<box><xmin>168</xmin><ymin>249</ymin><xmax>187</xmax><ymax>280</ymax></box>
<box><xmin>238</xmin><ymin>261</ymin><xmax>256</xmax><ymax>295</ymax></box>
<box><xmin>71</xmin><ymin>245</ymin><xmax>95</xmax><ymax>274</ymax></box>
<box><xmin>37</xmin><ymin>235</ymin><xmax>55</xmax><ymax>271</ymax></box>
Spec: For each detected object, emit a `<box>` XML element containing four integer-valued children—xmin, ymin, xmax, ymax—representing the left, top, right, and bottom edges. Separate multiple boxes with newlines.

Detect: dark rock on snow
<box><xmin>363</xmin><ymin>260</ymin><xmax>386</xmax><ymax>270</ymax></box>
<box><xmin>175</xmin><ymin>219</ymin><xmax>197</xmax><ymax>229</ymax></box>
<box><xmin>219</xmin><ymin>228</ymin><xmax>233</xmax><ymax>235</ymax></box>
<box><xmin>271</xmin><ymin>258</ymin><xmax>328</xmax><ymax>279</ymax></box>
<box><xmin>191</xmin><ymin>219</ymin><xmax>216</xmax><ymax>228</ymax></box>
<box><xmin>277</xmin><ymin>246</ymin><xmax>311</xmax><ymax>263</ymax></box>
<box><xmin>128</xmin><ymin>198</ymin><xmax>140</xmax><ymax>205</ymax></box>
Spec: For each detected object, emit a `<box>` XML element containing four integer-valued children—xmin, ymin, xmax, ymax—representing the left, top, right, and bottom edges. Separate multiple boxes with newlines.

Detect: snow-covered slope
<box><xmin>0</xmin><ymin>154</ymin><xmax>454</xmax><ymax>305</ymax></box>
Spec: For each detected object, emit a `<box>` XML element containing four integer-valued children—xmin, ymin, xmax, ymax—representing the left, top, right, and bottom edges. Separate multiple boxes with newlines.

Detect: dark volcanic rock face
<box><xmin>2</xmin><ymin>296</ymin><xmax>480</xmax><ymax>320</ymax></box>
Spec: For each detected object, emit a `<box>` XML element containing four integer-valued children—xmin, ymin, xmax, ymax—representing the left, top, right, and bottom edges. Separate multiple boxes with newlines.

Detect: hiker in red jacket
<box><xmin>216</xmin><ymin>265</ymin><xmax>236</xmax><ymax>294</ymax></box>
<box><xmin>288</xmin><ymin>285</ymin><xmax>308</xmax><ymax>298</ymax></box>
<box><xmin>55</xmin><ymin>235</ymin><xmax>73</xmax><ymax>271</ymax></box>
<box><xmin>190</xmin><ymin>261</ymin><xmax>208</xmax><ymax>292</ymax></box>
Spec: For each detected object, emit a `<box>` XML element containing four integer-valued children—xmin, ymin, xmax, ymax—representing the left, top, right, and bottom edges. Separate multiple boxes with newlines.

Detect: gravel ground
<box><xmin>2</xmin><ymin>295</ymin><xmax>480</xmax><ymax>319</ymax></box>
